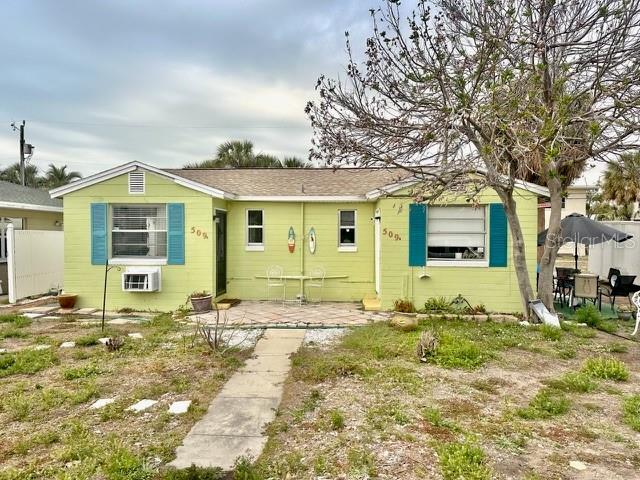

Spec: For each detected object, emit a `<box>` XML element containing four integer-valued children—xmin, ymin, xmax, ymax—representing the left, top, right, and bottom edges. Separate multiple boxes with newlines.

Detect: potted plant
<box><xmin>57</xmin><ymin>293</ymin><xmax>78</xmax><ymax>309</ymax></box>
<box><xmin>190</xmin><ymin>291</ymin><xmax>213</xmax><ymax>313</ymax></box>
<box><xmin>390</xmin><ymin>298</ymin><xmax>418</xmax><ymax>331</ymax></box>
<box><xmin>616</xmin><ymin>304</ymin><xmax>635</xmax><ymax>321</ymax></box>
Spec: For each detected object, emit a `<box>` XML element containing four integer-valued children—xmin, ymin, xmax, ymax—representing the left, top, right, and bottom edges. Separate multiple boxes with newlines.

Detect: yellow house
<box><xmin>50</xmin><ymin>161</ymin><xmax>548</xmax><ymax>313</ymax></box>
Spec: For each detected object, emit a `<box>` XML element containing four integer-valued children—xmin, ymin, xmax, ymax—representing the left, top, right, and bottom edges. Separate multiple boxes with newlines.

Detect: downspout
<box><xmin>300</xmin><ymin>202</ymin><xmax>305</xmax><ymax>275</ymax></box>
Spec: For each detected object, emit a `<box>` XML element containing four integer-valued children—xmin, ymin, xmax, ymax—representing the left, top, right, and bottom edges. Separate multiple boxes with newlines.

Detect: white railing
<box><xmin>7</xmin><ymin>224</ymin><xmax>63</xmax><ymax>303</ymax></box>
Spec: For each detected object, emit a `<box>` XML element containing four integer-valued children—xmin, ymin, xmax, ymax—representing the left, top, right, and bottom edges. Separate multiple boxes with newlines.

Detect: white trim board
<box><xmin>0</xmin><ymin>201</ymin><xmax>62</xmax><ymax>213</ymax></box>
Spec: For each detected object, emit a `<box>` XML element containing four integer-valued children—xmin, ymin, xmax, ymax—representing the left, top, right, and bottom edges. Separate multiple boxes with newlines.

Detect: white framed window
<box><xmin>246</xmin><ymin>209</ymin><xmax>264</xmax><ymax>251</ymax></box>
<box><xmin>111</xmin><ymin>204</ymin><xmax>167</xmax><ymax>258</ymax></box>
<box><xmin>338</xmin><ymin>210</ymin><xmax>357</xmax><ymax>252</ymax></box>
<box><xmin>427</xmin><ymin>206</ymin><xmax>486</xmax><ymax>263</ymax></box>
<box><xmin>0</xmin><ymin>218</ymin><xmax>23</xmax><ymax>263</ymax></box>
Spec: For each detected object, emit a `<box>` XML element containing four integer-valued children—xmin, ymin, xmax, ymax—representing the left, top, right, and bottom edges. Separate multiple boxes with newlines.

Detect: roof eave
<box><xmin>0</xmin><ymin>201</ymin><xmax>63</xmax><ymax>213</ymax></box>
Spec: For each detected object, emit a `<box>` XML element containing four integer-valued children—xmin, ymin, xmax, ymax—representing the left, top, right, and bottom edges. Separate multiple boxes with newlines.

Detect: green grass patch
<box><xmin>517</xmin><ymin>388</ymin><xmax>571</xmax><ymax>420</ymax></box>
<box><xmin>622</xmin><ymin>395</ymin><xmax>640</xmax><ymax>432</ymax></box>
<box><xmin>574</xmin><ymin>304</ymin><xmax>602</xmax><ymax>327</ymax></box>
<box><xmin>0</xmin><ymin>314</ymin><xmax>30</xmax><ymax>324</ymax></box>
<box><xmin>581</xmin><ymin>356</ymin><xmax>629</xmax><ymax>381</ymax></box>
<box><xmin>62</xmin><ymin>363</ymin><xmax>102</xmax><ymax>380</ymax></box>
<box><xmin>366</xmin><ymin>400</ymin><xmax>411</xmax><ymax>429</ymax></box>
<box><xmin>437</xmin><ymin>439</ymin><xmax>491</xmax><ymax>480</ymax></box>
<box><xmin>546</xmin><ymin>372</ymin><xmax>598</xmax><ymax>393</ymax></box>
<box><xmin>159</xmin><ymin>465</ymin><xmax>225</xmax><ymax>479</ymax></box>
<box><xmin>291</xmin><ymin>349</ymin><xmax>372</xmax><ymax>382</ymax></box>
<box><xmin>347</xmin><ymin>447</ymin><xmax>377</xmax><ymax>477</ymax></box>
<box><xmin>539</xmin><ymin>324</ymin><xmax>562</xmax><ymax>341</ymax></box>
<box><xmin>74</xmin><ymin>333</ymin><xmax>101</xmax><ymax>347</ymax></box>
<box><xmin>422</xmin><ymin>406</ymin><xmax>459</xmax><ymax>431</ymax></box>
<box><xmin>0</xmin><ymin>348</ymin><xmax>58</xmax><ymax>377</ymax></box>
<box><xmin>329</xmin><ymin>409</ymin><xmax>345</xmax><ymax>430</ymax></box>
<box><xmin>432</xmin><ymin>332</ymin><xmax>488</xmax><ymax>369</ymax></box>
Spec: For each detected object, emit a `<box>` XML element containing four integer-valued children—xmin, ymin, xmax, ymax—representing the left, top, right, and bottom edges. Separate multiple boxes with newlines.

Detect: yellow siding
<box><xmin>0</xmin><ymin>208</ymin><xmax>62</xmax><ymax>230</ymax></box>
<box><xmin>376</xmin><ymin>189</ymin><xmax>538</xmax><ymax>313</ymax></box>
<box><xmin>63</xmin><ymin>172</ymin><xmax>215</xmax><ymax>311</ymax></box>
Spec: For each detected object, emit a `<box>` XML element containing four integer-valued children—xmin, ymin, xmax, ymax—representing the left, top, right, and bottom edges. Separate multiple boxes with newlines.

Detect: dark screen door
<box><xmin>215</xmin><ymin>210</ymin><xmax>227</xmax><ymax>296</ymax></box>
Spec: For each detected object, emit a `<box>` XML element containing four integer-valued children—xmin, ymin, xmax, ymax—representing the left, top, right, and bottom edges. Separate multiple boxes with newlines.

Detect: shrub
<box><xmin>581</xmin><ymin>356</ymin><xmax>629</xmax><ymax>381</ymax></box>
<box><xmin>574</xmin><ymin>304</ymin><xmax>602</xmax><ymax>328</ymax></box>
<box><xmin>517</xmin><ymin>388</ymin><xmax>571</xmax><ymax>419</ymax></box>
<box><xmin>546</xmin><ymin>372</ymin><xmax>598</xmax><ymax>393</ymax></box>
<box><xmin>424</xmin><ymin>297</ymin><xmax>453</xmax><ymax>313</ymax></box>
<box><xmin>622</xmin><ymin>395</ymin><xmax>640</xmax><ymax>432</ymax></box>
<box><xmin>437</xmin><ymin>439</ymin><xmax>491</xmax><ymax>480</ymax></box>
<box><xmin>394</xmin><ymin>298</ymin><xmax>416</xmax><ymax>313</ymax></box>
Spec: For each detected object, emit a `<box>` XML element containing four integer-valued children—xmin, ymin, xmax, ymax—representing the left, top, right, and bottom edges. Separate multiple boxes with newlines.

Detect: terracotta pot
<box><xmin>58</xmin><ymin>294</ymin><xmax>78</xmax><ymax>309</ymax></box>
<box><xmin>191</xmin><ymin>295</ymin><xmax>213</xmax><ymax>313</ymax></box>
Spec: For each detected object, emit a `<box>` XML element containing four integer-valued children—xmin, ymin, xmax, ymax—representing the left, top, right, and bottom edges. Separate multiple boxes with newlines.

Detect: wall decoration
<box><xmin>190</xmin><ymin>226</ymin><xmax>209</xmax><ymax>240</ymax></box>
<box><xmin>382</xmin><ymin>227</ymin><xmax>402</xmax><ymax>241</ymax></box>
<box><xmin>288</xmin><ymin>226</ymin><xmax>296</xmax><ymax>253</ymax></box>
<box><xmin>308</xmin><ymin>227</ymin><xmax>317</xmax><ymax>254</ymax></box>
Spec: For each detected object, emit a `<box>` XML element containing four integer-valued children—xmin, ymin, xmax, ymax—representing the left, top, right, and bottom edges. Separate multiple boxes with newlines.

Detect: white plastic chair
<box><xmin>306</xmin><ymin>266</ymin><xmax>326</xmax><ymax>303</ymax></box>
<box><xmin>266</xmin><ymin>265</ymin><xmax>286</xmax><ymax>305</ymax></box>
<box><xmin>632</xmin><ymin>291</ymin><xmax>640</xmax><ymax>336</ymax></box>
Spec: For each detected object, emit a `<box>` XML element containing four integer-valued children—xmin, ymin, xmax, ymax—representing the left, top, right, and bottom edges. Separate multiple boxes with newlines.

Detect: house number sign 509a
<box><xmin>190</xmin><ymin>227</ymin><xmax>209</xmax><ymax>239</ymax></box>
<box><xmin>382</xmin><ymin>228</ymin><xmax>402</xmax><ymax>241</ymax></box>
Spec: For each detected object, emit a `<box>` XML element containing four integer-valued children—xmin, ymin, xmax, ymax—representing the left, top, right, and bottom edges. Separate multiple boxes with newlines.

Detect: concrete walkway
<box><xmin>169</xmin><ymin>329</ymin><xmax>305</xmax><ymax>471</ymax></box>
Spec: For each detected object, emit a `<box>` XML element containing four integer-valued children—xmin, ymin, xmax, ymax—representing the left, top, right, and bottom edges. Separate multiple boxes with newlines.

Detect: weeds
<box><xmin>539</xmin><ymin>324</ymin><xmax>563</xmax><ymax>341</ymax></box>
<box><xmin>0</xmin><ymin>349</ymin><xmax>58</xmax><ymax>377</ymax></box>
<box><xmin>329</xmin><ymin>409</ymin><xmax>345</xmax><ymax>430</ymax></box>
<box><xmin>62</xmin><ymin>363</ymin><xmax>102</xmax><ymax>380</ymax></box>
<box><xmin>581</xmin><ymin>356</ymin><xmax>629</xmax><ymax>381</ymax></box>
<box><xmin>546</xmin><ymin>372</ymin><xmax>598</xmax><ymax>393</ymax></box>
<box><xmin>437</xmin><ymin>439</ymin><xmax>491</xmax><ymax>480</ymax></box>
<box><xmin>622</xmin><ymin>395</ymin><xmax>640</xmax><ymax>432</ymax></box>
<box><xmin>160</xmin><ymin>465</ymin><xmax>225</xmax><ymax>479</ymax></box>
<box><xmin>517</xmin><ymin>388</ymin><xmax>571</xmax><ymax>419</ymax></box>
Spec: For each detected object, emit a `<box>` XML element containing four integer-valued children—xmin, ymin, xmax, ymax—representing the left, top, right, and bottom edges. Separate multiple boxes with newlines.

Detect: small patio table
<box><xmin>255</xmin><ymin>274</ymin><xmax>347</xmax><ymax>305</ymax></box>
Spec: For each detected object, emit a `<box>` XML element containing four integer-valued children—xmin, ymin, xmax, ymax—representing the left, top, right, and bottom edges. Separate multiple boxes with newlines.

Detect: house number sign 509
<box><xmin>190</xmin><ymin>226</ymin><xmax>209</xmax><ymax>239</ymax></box>
<box><xmin>382</xmin><ymin>228</ymin><xmax>402</xmax><ymax>241</ymax></box>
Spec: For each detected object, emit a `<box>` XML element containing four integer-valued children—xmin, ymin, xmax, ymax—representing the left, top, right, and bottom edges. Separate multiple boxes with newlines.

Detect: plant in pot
<box><xmin>391</xmin><ymin>298</ymin><xmax>418</xmax><ymax>331</ymax></box>
<box><xmin>190</xmin><ymin>291</ymin><xmax>213</xmax><ymax>313</ymax></box>
<box><xmin>57</xmin><ymin>293</ymin><xmax>78</xmax><ymax>309</ymax></box>
<box><xmin>616</xmin><ymin>304</ymin><xmax>635</xmax><ymax>321</ymax></box>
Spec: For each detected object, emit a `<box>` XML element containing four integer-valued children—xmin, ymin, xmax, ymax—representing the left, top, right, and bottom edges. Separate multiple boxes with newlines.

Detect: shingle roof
<box><xmin>0</xmin><ymin>181</ymin><xmax>63</xmax><ymax>209</ymax></box>
<box><xmin>164</xmin><ymin>167</ymin><xmax>416</xmax><ymax>197</ymax></box>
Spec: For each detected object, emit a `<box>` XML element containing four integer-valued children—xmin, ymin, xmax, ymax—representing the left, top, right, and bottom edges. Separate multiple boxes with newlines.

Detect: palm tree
<box><xmin>601</xmin><ymin>152</ymin><xmax>640</xmax><ymax>219</ymax></box>
<box><xmin>0</xmin><ymin>163</ymin><xmax>42</xmax><ymax>187</ymax></box>
<box><xmin>184</xmin><ymin>140</ymin><xmax>314</xmax><ymax>169</ymax></box>
<box><xmin>43</xmin><ymin>164</ymin><xmax>82</xmax><ymax>188</ymax></box>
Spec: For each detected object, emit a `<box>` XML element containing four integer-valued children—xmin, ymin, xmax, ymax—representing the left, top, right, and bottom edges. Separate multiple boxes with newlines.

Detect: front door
<box><xmin>215</xmin><ymin>210</ymin><xmax>227</xmax><ymax>296</ymax></box>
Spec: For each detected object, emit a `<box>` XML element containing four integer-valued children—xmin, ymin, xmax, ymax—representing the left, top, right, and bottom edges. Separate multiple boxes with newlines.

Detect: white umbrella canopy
<box><xmin>538</xmin><ymin>213</ymin><xmax>633</xmax><ymax>270</ymax></box>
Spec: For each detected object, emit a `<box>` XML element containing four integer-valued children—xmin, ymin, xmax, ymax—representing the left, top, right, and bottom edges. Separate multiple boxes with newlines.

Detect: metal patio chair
<box><xmin>554</xmin><ymin>267</ymin><xmax>579</xmax><ymax>307</ymax></box>
<box><xmin>306</xmin><ymin>266</ymin><xmax>326</xmax><ymax>303</ymax></box>
<box><xmin>266</xmin><ymin>265</ymin><xmax>286</xmax><ymax>305</ymax></box>
<box><xmin>599</xmin><ymin>268</ymin><xmax>640</xmax><ymax>310</ymax></box>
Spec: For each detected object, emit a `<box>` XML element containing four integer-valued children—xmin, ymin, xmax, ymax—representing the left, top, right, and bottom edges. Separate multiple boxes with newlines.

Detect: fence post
<box><xmin>7</xmin><ymin>224</ymin><xmax>16</xmax><ymax>303</ymax></box>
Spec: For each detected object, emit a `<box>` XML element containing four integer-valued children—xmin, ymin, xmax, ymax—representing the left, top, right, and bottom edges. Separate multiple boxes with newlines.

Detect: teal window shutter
<box><xmin>167</xmin><ymin>203</ymin><xmax>185</xmax><ymax>265</ymax></box>
<box><xmin>408</xmin><ymin>203</ymin><xmax>427</xmax><ymax>266</ymax></box>
<box><xmin>489</xmin><ymin>203</ymin><xmax>508</xmax><ymax>267</ymax></box>
<box><xmin>90</xmin><ymin>203</ymin><xmax>108</xmax><ymax>265</ymax></box>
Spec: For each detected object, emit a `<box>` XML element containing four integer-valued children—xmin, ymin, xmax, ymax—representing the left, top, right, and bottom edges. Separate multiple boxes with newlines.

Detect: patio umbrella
<box><xmin>537</xmin><ymin>213</ymin><xmax>633</xmax><ymax>270</ymax></box>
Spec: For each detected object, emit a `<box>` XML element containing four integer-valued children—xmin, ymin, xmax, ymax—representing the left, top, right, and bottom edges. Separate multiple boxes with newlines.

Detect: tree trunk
<box><xmin>538</xmin><ymin>178</ymin><xmax>563</xmax><ymax>311</ymax></box>
<box><xmin>496</xmin><ymin>189</ymin><xmax>535</xmax><ymax>318</ymax></box>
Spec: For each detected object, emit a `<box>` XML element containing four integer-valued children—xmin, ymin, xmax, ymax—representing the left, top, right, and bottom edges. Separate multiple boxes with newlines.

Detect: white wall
<box><xmin>544</xmin><ymin>186</ymin><xmax>592</xmax><ymax>255</ymax></box>
<box><xmin>588</xmin><ymin>221</ymin><xmax>640</xmax><ymax>286</ymax></box>
<box><xmin>7</xmin><ymin>226</ymin><xmax>64</xmax><ymax>302</ymax></box>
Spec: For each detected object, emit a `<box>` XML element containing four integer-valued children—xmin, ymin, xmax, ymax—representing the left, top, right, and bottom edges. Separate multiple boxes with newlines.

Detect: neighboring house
<box><xmin>541</xmin><ymin>183</ymin><xmax>597</xmax><ymax>256</ymax></box>
<box><xmin>0</xmin><ymin>181</ymin><xmax>63</xmax><ymax>293</ymax></box>
<box><xmin>50</xmin><ymin>162</ymin><xmax>547</xmax><ymax>313</ymax></box>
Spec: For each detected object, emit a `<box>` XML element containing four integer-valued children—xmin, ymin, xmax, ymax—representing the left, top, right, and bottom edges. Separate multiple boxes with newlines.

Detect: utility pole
<box><xmin>18</xmin><ymin>121</ymin><xmax>25</xmax><ymax>186</ymax></box>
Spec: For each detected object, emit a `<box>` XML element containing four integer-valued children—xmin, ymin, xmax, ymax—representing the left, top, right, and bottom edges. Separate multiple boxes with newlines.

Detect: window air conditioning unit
<box><xmin>122</xmin><ymin>267</ymin><xmax>161</xmax><ymax>292</ymax></box>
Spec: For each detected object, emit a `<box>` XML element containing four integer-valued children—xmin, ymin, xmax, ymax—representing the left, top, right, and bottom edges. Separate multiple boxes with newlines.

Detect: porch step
<box><xmin>362</xmin><ymin>296</ymin><xmax>381</xmax><ymax>311</ymax></box>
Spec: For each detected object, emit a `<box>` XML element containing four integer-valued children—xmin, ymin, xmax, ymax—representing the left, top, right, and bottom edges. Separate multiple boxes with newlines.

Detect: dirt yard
<box><xmin>0</xmin><ymin>313</ymin><xmax>251</xmax><ymax>479</ymax></box>
<box><xmin>255</xmin><ymin>317</ymin><xmax>640</xmax><ymax>479</ymax></box>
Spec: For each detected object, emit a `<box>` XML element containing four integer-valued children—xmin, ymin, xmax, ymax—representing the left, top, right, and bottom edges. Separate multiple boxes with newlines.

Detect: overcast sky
<box><xmin>0</xmin><ymin>0</ymin><xmax>382</xmax><ymax>176</ymax></box>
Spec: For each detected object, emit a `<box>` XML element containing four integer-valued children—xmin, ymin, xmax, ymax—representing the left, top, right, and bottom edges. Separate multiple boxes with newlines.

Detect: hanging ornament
<box><xmin>288</xmin><ymin>226</ymin><xmax>296</xmax><ymax>253</ymax></box>
<box><xmin>308</xmin><ymin>227</ymin><xmax>317</xmax><ymax>254</ymax></box>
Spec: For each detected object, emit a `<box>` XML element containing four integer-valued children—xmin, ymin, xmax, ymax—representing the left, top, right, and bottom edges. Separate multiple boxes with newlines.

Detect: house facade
<box><xmin>50</xmin><ymin>162</ymin><xmax>546</xmax><ymax>313</ymax></box>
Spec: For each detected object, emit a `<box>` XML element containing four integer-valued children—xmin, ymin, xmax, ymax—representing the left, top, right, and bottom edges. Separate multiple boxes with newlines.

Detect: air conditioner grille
<box><xmin>123</xmin><ymin>273</ymin><xmax>149</xmax><ymax>291</ymax></box>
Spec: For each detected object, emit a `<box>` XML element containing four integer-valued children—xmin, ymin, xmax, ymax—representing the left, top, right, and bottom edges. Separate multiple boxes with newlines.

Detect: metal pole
<box><xmin>101</xmin><ymin>258</ymin><xmax>109</xmax><ymax>332</ymax></box>
<box><xmin>19</xmin><ymin>121</ymin><xmax>25</xmax><ymax>186</ymax></box>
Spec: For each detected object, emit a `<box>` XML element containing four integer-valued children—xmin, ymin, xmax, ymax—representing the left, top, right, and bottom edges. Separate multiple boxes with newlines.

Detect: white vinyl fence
<box><xmin>7</xmin><ymin>224</ymin><xmax>64</xmax><ymax>303</ymax></box>
<box><xmin>588</xmin><ymin>221</ymin><xmax>640</xmax><ymax>287</ymax></box>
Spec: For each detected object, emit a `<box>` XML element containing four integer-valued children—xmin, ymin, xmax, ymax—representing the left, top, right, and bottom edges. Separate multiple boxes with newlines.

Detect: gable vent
<box><xmin>128</xmin><ymin>171</ymin><xmax>145</xmax><ymax>194</ymax></box>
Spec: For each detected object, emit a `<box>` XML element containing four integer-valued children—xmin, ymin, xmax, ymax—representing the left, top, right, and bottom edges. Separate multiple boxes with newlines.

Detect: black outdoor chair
<box><xmin>554</xmin><ymin>267</ymin><xmax>580</xmax><ymax>307</ymax></box>
<box><xmin>599</xmin><ymin>268</ymin><xmax>640</xmax><ymax>309</ymax></box>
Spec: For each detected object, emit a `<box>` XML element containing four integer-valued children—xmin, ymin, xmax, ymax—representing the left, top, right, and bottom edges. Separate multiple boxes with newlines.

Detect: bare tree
<box><xmin>306</xmin><ymin>0</ymin><xmax>640</xmax><ymax>313</ymax></box>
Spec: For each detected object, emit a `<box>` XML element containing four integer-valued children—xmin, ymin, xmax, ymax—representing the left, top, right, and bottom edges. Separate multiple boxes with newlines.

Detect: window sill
<box><xmin>338</xmin><ymin>245</ymin><xmax>357</xmax><ymax>253</ymax></box>
<box><xmin>109</xmin><ymin>258</ymin><xmax>167</xmax><ymax>266</ymax></box>
<box><xmin>245</xmin><ymin>245</ymin><xmax>265</xmax><ymax>252</ymax></box>
<box><xmin>426</xmin><ymin>260</ymin><xmax>489</xmax><ymax>268</ymax></box>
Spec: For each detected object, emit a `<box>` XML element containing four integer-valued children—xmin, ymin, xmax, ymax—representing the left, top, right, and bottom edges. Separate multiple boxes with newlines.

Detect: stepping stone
<box><xmin>76</xmin><ymin>308</ymin><xmax>98</xmax><ymax>315</ymax></box>
<box><xmin>57</xmin><ymin>308</ymin><xmax>77</xmax><ymax>315</ymax></box>
<box><xmin>32</xmin><ymin>345</ymin><xmax>51</xmax><ymax>351</ymax></box>
<box><xmin>90</xmin><ymin>398</ymin><xmax>115</xmax><ymax>410</ymax></box>
<box><xmin>41</xmin><ymin>316</ymin><xmax>60</xmax><ymax>321</ymax></box>
<box><xmin>169</xmin><ymin>400</ymin><xmax>192</xmax><ymax>414</ymax></box>
<box><xmin>570</xmin><ymin>460</ymin><xmax>587</xmax><ymax>471</ymax></box>
<box><xmin>98</xmin><ymin>337</ymin><xmax>110</xmax><ymax>345</ymax></box>
<box><xmin>128</xmin><ymin>332</ymin><xmax>143</xmax><ymax>339</ymax></box>
<box><xmin>109</xmin><ymin>318</ymin><xmax>136</xmax><ymax>325</ymax></box>
<box><xmin>21</xmin><ymin>305</ymin><xmax>58</xmax><ymax>314</ymax></box>
<box><xmin>60</xmin><ymin>341</ymin><xmax>75</xmax><ymax>348</ymax></box>
<box><xmin>128</xmin><ymin>399</ymin><xmax>158</xmax><ymax>412</ymax></box>
<box><xmin>23</xmin><ymin>313</ymin><xmax>45</xmax><ymax>319</ymax></box>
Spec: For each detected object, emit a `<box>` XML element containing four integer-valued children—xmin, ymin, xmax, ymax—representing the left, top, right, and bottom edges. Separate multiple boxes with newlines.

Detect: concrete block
<box><xmin>128</xmin><ymin>399</ymin><xmax>158</xmax><ymax>412</ymax></box>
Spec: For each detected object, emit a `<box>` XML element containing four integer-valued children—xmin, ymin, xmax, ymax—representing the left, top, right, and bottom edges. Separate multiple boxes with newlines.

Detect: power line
<box><xmin>3</xmin><ymin>120</ymin><xmax>311</xmax><ymax>129</ymax></box>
